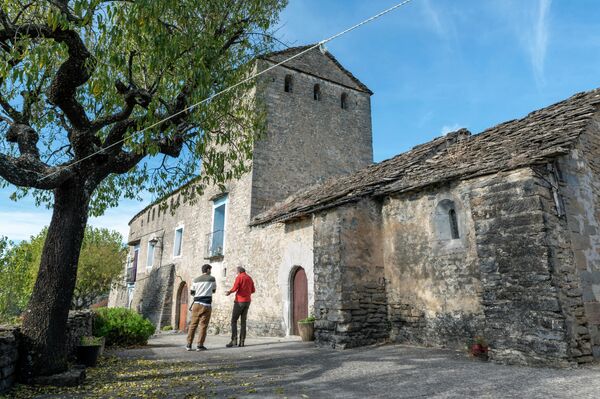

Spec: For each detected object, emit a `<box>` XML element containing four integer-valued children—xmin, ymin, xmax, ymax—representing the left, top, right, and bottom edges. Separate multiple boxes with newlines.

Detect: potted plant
<box><xmin>76</xmin><ymin>336</ymin><xmax>104</xmax><ymax>367</ymax></box>
<box><xmin>298</xmin><ymin>315</ymin><xmax>316</xmax><ymax>342</ymax></box>
<box><xmin>469</xmin><ymin>336</ymin><xmax>489</xmax><ymax>360</ymax></box>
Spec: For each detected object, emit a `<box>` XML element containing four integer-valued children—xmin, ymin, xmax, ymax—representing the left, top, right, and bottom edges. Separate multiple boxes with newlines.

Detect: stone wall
<box><xmin>556</xmin><ymin>115</ymin><xmax>600</xmax><ymax>360</ymax></box>
<box><xmin>251</xmin><ymin>57</ymin><xmax>372</xmax><ymax>217</ymax></box>
<box><xmin>470</xmin><ymin>168</ymin><xmax>578</xmax><ymax>366</ymax></box>
<box><xmin>382</xmin><ymin>182</ymin><xmax>484</xmax><ymax>350</ymax></box>
<box><xmin>65</xmin><ymin>310</ymin><xmax>94</xmax><ymax>360</ymax></box>
<box><xmin>0</xmin><ymin>311</ymin><xmax>93</xmax><ymax>394</ymax></box>
<box><xmin>313</xmin><ymin>198</ymin><xmax>389</xmax><ymax>349</ymax></box>
<box><xmin>110</xmin><ymin>48</ymin><xmax>370</xmax><ymax>338</ymax></box>
<box><xmin>116</xmin><ymin>170</ymin><xmax>316</xmax><ymax>337</ymax></box>
<box><xmin>0</xmin><ymin>327</ymin><xmax>18</xmax><ymax>393</ymax></box>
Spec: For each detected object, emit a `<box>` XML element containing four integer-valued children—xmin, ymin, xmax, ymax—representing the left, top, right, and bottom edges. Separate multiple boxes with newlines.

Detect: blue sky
<box><xmin>1</xmin><ymin>0</ymin><xmax>600</xmax><ymax>241</ymax></box>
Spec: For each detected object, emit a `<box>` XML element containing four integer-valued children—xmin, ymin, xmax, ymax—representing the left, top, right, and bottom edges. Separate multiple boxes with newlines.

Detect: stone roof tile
<box><xmin>250</xmin><ymin>88</ymin><xmax>600</xmax><ymax>226</ymax></box>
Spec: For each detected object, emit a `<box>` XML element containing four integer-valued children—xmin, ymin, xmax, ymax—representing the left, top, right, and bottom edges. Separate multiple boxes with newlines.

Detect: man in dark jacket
<box><xmin>186</xmin><ymin>264</ymin><xmax>216</xmax><ymax>351</ymax></box>
<box><xmin>225</xmin><ymin>266</ymin><xmax>255</xmax><ymax>347</ymax></box>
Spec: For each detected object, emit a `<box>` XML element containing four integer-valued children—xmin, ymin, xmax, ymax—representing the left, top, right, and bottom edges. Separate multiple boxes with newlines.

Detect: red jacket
<box><xmin>229</xmin><ymin>272</ymin><xmax>255</xmax><ymax>303</ymax></box>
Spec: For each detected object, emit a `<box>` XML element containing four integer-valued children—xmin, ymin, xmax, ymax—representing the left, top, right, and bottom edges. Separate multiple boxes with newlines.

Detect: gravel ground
<box><xmin>108</xmin><ymin>333</ymin><xmax>600</xmax><ymax>399</ymax></box>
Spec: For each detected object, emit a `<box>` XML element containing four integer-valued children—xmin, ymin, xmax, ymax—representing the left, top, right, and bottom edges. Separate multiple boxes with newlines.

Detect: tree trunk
<box><xmin>19</xmin><ymin>179</ymin><xmax>91</xmax><ymax>379</ymax></box>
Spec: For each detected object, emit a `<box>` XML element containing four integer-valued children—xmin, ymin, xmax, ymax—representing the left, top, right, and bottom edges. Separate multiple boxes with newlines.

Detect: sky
<box><xmin>1</xmin><ymin>0</ymin><xmax>600</xmax><ymax>242</ymax></box>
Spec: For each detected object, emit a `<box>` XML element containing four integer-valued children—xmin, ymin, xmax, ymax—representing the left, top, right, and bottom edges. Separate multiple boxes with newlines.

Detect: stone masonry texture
<box><xmin>0</xmin><ymin>311</ymin><xmax>93</xmax><ymax>394</ymax></box>
<box><xmin>110</xmin><ymin>47</ymin><xmax>600</xmax><ymax>368</ymax></box>
<box><xmin>110</xmin><ymin>47</ymin><xmax>369</xmax><ymax>338</ymax></box>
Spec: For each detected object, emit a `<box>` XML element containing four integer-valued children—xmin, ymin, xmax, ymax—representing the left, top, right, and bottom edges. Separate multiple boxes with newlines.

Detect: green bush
<box><xmin>93</xmin><ymin>308</ymin><xmax>155</xmax><ymax>347</ymax></box>
<box><xmin>161</xmin><ymin>325</ymin><xmax>173</xmax><ymax>331</ymax></box>
<box><xmin>299</xmin><ymin>315</ymin><xmax>315</xmax><ymax>323</ymax></box>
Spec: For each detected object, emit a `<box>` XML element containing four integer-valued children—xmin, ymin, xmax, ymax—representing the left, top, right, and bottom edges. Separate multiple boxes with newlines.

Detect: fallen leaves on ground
<box><xmin>4</xmin><ymin>356</ymin><xmax>237</xmax><ymax>399</ymax></box>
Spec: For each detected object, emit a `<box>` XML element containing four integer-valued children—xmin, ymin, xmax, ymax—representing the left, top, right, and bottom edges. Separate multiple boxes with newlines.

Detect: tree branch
<box><xmin>0</xmin><ymin>152</ymin><xmax>75</xmax><ymax>189</ymax></box>
<box><xmin>90</xmin><ymin>81</ymin><xmax>152</xmax><ymax>131</ymax></box>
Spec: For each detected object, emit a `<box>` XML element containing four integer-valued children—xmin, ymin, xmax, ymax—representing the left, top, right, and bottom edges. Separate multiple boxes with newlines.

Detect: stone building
<box><xmin>110</xmin><ymin>45</ymin><xmax>600</xmax><ymax>366</ymax></box>
<box><xmin>109</xmin><ymin>45</ymin><xmax>374</xmax><ymax>336</ymax></box>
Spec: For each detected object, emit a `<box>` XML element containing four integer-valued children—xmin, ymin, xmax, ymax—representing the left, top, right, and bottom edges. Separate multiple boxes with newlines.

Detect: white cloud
<box><xmin>495</xmin><ymin>0</ymin><xmax>552</xmax><ymax>86</ymax></box>
<box><xmin>440</xmin><ymin>123</ymin><xmax>463</xmax><ymax>135</ymax></box>
<box><xmin>530</xmin><ymin>0</ymin><xmax>551</xmax><ymax>86</ymax></box>
<box><xmin>423</xmin><ymin>0</ymin><xmax>445</xmax><ymax>36</ymax></box>
<box><xmin>0</xmin><ymin>210</ymin><xmax>51</xmax><ymax>241</ymax></box>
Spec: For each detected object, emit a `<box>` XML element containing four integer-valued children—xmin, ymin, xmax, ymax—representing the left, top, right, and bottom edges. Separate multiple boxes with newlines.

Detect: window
<box><xmin>434</xmin><ymin>199</ymin><xmax>461</xmax><ymax>241</ymax></box>
<box><xmin>313</xmin><ymin>84</ymin><xmax>321</xmax><ymax>101</ymax></box>
<box><xmin>152</xmin><ymin>208</ymin><xmax>155</xmax><ymax>221</ymax></box>
<box><xmin>449</xmin><ymin>209</ymin><xmax>459</xmax><ymax>239</ymax></box>
<box><xmin>147</xmin><ymin>241</ymin><xmax>155</xmax><ymax>269</ymax></box>
<box><xmin>126</xmin><ymin>244</ymin><xmax>139</xmax><ymax>283</ymax></box>
<box><xmin>173</xmin><ymin>226</ymin><xmax>184</xmax><ymax>257</ymax></box>
<box><xmin>341</xmin><ymin>93</ymin><xmax>348</xmax><ymax>109</ymax></box>
<box><xmin>284</xmin><ymin>74</ymin><xmax>293</xmax><ymax>93</ymax></box>
<box><xmin>209</xmin><ymin>195</ymin><xmax>227</xmax><ymax>257</ymax></box>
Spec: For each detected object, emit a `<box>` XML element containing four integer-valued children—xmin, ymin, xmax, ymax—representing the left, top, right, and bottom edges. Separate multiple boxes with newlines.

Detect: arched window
<box><xmin>434</xmin><ymin>199</ymin><xmax>461</xmax><ymax>241</ymax></box>
<box><xmin>313</xmin><ymin>84</ymin><xmax>321</xmax><ymax>101</ymax></box>
<box><xmin>284</xmin><ymin>74</ymin><xmax>293</xmax><ymax>93</ymax></box>
<box><xmin>449</xmin><ymin>209</ymin><xmax>459</xmax><ymax>239</ymax></box>
<box><xmin>341</xmin><ymin>93</ymin><xmax>348</xmax><ymax>109</ymax></box>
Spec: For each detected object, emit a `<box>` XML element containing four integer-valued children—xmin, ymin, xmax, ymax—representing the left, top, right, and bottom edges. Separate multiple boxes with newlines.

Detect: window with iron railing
<box><xmin>206</xmin><ymin>195</ymin><xmax>227</xmax><ymax>258</ymax></box>
<box><xmin>206</xmin><ymin>229</ymin><xmax>225</xmax><ymax>258</ymax></box>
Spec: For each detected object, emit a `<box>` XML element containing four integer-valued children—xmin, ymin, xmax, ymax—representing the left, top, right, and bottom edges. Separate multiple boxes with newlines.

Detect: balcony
<box><xmin>205</xmin><ymin>230</ymin><xmax>224</xmax><ymax>259</ymax></box>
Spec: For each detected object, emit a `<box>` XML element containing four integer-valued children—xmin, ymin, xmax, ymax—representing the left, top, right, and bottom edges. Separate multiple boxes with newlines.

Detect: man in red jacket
<box><xmin>225</xmin><ymin>266</ymin><xmax>255</xmax><ymax>347</ymax></box>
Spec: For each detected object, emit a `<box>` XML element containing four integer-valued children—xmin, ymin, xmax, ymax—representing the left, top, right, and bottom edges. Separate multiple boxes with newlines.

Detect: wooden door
<box><xmin>178</xmin><ymin>283</ymin><xmax>188</xmax><ymax>332</ymax></box>
<box><xmin>292</xmin><ymin>267</ymin><xmax>308</xmax><ymax>335</ymax></box>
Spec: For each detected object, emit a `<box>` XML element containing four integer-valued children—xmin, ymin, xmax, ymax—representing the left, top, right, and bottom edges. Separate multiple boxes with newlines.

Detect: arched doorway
<box><xmin>291</xmin><ymin>267</ymin><xmax>308</xmax><ymax>335</ymax></box>
<box><xmin>177</xmin><ymin>283</ymin><xmax>188</xmax><ymax>332</ymax></box>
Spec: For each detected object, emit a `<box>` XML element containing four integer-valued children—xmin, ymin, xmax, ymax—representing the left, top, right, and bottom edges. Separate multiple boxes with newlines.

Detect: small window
<box><xmin>341</xmin><ymin>93</ymin><xmax>348</xmax><ymax>109</ymax></box>
<box><xmin>147</xmin><ymin>241</ymin><xmax>155</xmax><ymax>269</ymax></box>
<box><xmin>284</xmin><ymin>74</ymin><xmax>293</xmax><ymax>93</ymax></box>
<box><xmin>147</xmin><ymin>211</ymin><xmax>150</xmax><ymax>223</ymax></box>
<box><xmin>313</xmin><ymin>84</ymin><xmax>321</xmax><ymax>101</ymax></box>
<box><xmin>152</xmin><ymin>208</ymin><xmax>155</xmax><ymax>221</ymax></box>
<box><xmin>434</xmin><ymin>199</ymin><xmax>461</xmax><ymax>241</ymax></box>
<box><xmin>449</xmin><ymin>209</ymin><xmax>459</xmax><ymax>239</ymax></box>
<box><xmin>173</xmin><ymin>227</ymin><xmax>184</xmax><ymax>257</ymax></box>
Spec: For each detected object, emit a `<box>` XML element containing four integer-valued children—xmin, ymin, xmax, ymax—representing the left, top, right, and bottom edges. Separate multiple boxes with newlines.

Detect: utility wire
<box><xmin>40</xmin><ymin>0</ymin><xmax>414</xmax><ymax>181</ymax></box>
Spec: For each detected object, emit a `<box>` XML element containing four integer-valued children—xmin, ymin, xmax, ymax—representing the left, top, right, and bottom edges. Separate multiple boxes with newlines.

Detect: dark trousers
<box><xmin>231</xmin><ymin>301</ymin><xmax>250</xmax><ymax>341</ymax></box>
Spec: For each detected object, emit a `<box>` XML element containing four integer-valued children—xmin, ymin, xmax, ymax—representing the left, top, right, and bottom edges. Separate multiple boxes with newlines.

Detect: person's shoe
<box><xmin>225</xmin><ymin>340</ymin><xmax>237</xmax><ymax>348</ymax></box>
<box><xmin>239</xmin><ymin>340</ymin><xmax>245</xmax><ymax>347</ymax></box>
<box><xmin>185</xmin><ymin>344</ymin><xmax>192</xmax><ymax>351</ymax></box>
<box><xmin>196</xmin><ymin>345</ymin><xmax>207</xmax><ymax>351</ymax></box>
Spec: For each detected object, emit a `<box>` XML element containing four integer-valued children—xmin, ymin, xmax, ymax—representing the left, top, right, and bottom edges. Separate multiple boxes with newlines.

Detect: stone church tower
<box><xmin>250</xmin><ymin>45</ymin><xmax>374</xmax><ymax>216</ymax></box>
<box><xmin>109</xmin><ymin>45</ymin><xmax>374</xmax><ymax>336</ymax></box>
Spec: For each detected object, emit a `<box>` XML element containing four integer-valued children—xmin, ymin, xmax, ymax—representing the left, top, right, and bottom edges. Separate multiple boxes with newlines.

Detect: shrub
<box><xmin>93</xmin><ymin>308</ymin><xmax>155</xmax><ymax>347</ymax></box>
<box><xmin>80</xmin><ymin>336</ymin><xmax>104</xmax><ymax>346</ymax></box>
<box><xmin>161</xmin><ymin>325</ymin><xmax>173</xmax><ymax>331</ymax></box>
<box><xmin>299</xmin><ymin>315</ymin><xmax>315</xmax><ymax>323</ymax></box>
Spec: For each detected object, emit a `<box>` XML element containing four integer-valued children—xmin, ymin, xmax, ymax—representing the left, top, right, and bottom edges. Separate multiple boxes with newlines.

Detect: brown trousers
<box><xmin>187</xmin><ymin>303</ymin><xmax>212</xmax><ymax>346</ymax></box>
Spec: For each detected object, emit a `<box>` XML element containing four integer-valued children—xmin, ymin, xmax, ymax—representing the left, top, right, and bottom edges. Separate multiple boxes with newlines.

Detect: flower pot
<box><xmin>298</xmin><ymin>322</ymin><xmax>315</xmax><ymax>342</ymax></box>
<box><xmin>470</xmin><ymin>344</ymin><xmax>489</xmax><ymax>360</ymax></box>
<box><xmin>76</xmin><ymin>344</ymin><xmax>102</xmax><ymax>367</ymax></box>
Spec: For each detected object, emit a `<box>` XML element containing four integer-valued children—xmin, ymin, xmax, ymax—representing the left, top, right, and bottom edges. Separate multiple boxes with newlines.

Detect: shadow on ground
<box><xmin>3</xmin><ymin>333</ymin><xmax>600</xmax><ymax>398</ymax></box>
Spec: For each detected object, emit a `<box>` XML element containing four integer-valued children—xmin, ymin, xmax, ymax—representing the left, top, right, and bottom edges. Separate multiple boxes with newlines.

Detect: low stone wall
<box><xmin>0</xmin><ymin>326</ymin><xmax>19</xmax><ymax>393</ymax></box>
<box><xmin>0</xmin><ymin>310</ymin><xmax>94</xmax><ymax>394</ymax></box>
<box><xmin>66</xmin><ymin>310</ymin><xmax>94</xmax><ymax>359</ymax></box>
